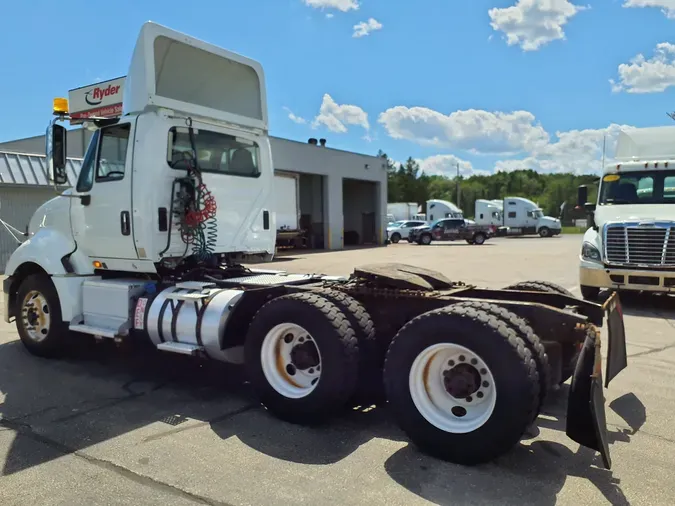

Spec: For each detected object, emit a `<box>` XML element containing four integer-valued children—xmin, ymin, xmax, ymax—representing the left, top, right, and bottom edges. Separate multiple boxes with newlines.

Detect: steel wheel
<box><xmin>409</xmin><ymin>342</ymin><xmax>496</xmax><ymax>433</ymax></box>
<box><xmin>260</xmin><ymin>322</ymin><xmax>322</xmax><ymax>399</ymax></box>
<box><xmin>21</xmin><ymin>290</ymin><xmax>52</xmax><ymax>343</ymax></box>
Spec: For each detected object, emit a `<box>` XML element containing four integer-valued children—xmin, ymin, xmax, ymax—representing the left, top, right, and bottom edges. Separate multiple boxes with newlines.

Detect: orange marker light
<box><xmin>93</xmin><ymin>261</ymin><xmax>103</xmax><ymax>269</ymax></box>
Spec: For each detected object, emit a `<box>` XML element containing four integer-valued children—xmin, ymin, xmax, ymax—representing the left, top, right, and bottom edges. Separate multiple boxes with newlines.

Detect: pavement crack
<box><xmin>142</xmin><ymin>404</ymin><xmax>258</xmax><ymax>443</ymax></box>
<box><xmin>0</xmin><ymin>417</ymin><xmax>234</xmax><ymax>506</ymax></box>
<box><xmin>628</xmin><ymin>342</ymin><xmax>675</xmax><ymax>358</ymax></box>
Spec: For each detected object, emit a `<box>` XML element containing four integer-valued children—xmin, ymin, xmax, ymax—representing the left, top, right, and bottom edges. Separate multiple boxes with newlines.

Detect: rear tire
<box><xmin>451</xmin><ymin>301</ymin><xmax>550</xmax><ymax>420</ymax></box>
<box><xmin>502</xmin><ymin>280</ymin><xmax>579</xmax><ymax>383</ymax></box>
<box><xmin>384</xmin><ymin>304</ymin><xmax>539</xmax><ymax>465</ymax></box>
<box><xmin>580</xmin><ymin>285</ymin><xmax>600</xmax><ymax>301</ymax></box>
<box><xmin>390</xmin><ymin>233</ymin><xmax>401</xmax><ymax>244</ymax></box>
<box><xmin>244</xmin><ymin>293</ymin><xmax>359</xmax><ymax>424</ymax></box>
<box><xmin>15</xmin><ymin>274</ymin><xmax>69</xmax><ymax>358</ymax></box>
<box><xmin>313</xmin><ymin>289</ymin><xmax>382</xmax><ymax>404</ymax></box>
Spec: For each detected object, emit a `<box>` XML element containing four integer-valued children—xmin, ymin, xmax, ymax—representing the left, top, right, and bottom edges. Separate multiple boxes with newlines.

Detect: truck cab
<box><xmin>475</xmin><ymin>199</ymin><xmax>503</xmax><ymax>227</ymax></box>
<box><xmin>577</xmin><ymin>126</ymin><xmax>675</xmax><ymax>299</ymax></box>
<box><xmin>501</xmin><ymin>197</ymin><xmax>561</xmax><ymax>237</ymax></box>
<box><xmin>4</xmin><ymin>22</ymin><xmax>276</xmax><ymax>328</ymax></box>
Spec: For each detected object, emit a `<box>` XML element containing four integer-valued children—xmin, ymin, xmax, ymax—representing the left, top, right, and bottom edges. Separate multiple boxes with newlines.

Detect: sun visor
<box><xmin>614</xmin><ymin>126</ymin><xmax>675</xmax><ymax>162</ymax></box>
<box><xmin>123</xmin><ymin>22</ymin><xmax>267</xmax><ymax>131</ymax></box>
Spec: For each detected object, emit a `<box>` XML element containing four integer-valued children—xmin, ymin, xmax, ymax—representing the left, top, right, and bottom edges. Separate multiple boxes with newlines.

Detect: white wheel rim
<box><xmin>21</xmin><ymin>290</ymin><xmax>51</xmax><ymax>342</ymax></box>
<box><xmin>409</xmin><ymin>343</ymin><xmax>496</xmax><ymax>433</ymax></box>
<box><xmin>260</xmin><ymin>323</ymin><xmax>322</xmax><ymax>399</ymax></box>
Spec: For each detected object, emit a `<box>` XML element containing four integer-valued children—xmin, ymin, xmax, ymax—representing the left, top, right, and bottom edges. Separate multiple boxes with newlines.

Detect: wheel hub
<box><xmin>290</xmin><ymin>340</ymin><xmax>320</xmax><ymax>370</ymax></box>
<box><xmin>443</xmin><ymin>364</ymin><xmax>480</xmax><ymax>399</ymax></box>
<box><xmin>21</xmin><ymin>290</ymin><xmax>51</xmax><ymax>342</ymax></box>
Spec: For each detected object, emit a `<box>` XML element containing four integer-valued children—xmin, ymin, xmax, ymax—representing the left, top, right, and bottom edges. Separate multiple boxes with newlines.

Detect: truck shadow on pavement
<box><xmin>608</xmin><ymin>291</ymin><xmax>675</xmax><ymax>320</ymax></box>
<box><xmin>385</xmin><ymin>388</ymin><xmax>644</xmax><ymax>506</ymax></box>
<box><xmin>0</xmin><ymin>337</ymin><xmax>643</xmax><ymax>505</ymax></box>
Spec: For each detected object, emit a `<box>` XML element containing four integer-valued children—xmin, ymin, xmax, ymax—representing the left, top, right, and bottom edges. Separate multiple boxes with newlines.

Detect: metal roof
<box><xmin>0</xmin><ymin>151</ymin><xmax>82</xmax><ymax>187</ymax></box>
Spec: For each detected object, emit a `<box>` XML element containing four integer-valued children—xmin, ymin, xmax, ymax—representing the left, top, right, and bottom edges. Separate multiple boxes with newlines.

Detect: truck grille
<box><xmin>604</xmin><ymin>223</ymin><xmax>675</xmax><ymax>266</ymax></box>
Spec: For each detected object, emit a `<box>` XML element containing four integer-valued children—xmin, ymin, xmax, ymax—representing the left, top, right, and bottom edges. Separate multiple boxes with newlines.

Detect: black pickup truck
<box><xmin>408</xmin><ymin>218</ymin><xmax>495</xmax><ymax>245</ymax></box>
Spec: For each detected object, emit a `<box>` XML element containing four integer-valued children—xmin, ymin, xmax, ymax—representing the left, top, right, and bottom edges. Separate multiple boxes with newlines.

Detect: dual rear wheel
<box><xmin>246</xmin><ymin>292</ymin><xmax>546</xmax><ymax>466</ymax></box>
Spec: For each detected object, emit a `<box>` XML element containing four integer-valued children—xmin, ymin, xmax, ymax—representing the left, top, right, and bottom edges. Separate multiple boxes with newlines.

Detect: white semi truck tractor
<box><xmin>4</xmin><ymin>22</ymin><xmax>629</xmax><ymax>468</ymax></box>
<box><xmin>577</xmin><ymin>126</ymin><xmax>675</xmax><ymax>300</ymax></box>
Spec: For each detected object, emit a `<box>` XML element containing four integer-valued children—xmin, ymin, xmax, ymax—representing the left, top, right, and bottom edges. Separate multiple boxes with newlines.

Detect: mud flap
<box><xmin>603</xmin><ymin>291</ymin><xmax>628</xmax><ymax>387</ymax></box>
<box><xmin>565</xmin><ymin>329</ymin><xmax>612</xmax><ymax>469</ymax></box>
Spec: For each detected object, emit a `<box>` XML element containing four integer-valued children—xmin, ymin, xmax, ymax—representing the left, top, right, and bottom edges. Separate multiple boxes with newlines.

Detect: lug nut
<box><xmin>480</xmin><ymin>368</ymin><xmax>487</xmax><ymax>375</ymax></box>
<box><xmin>471</xmin><ymin>358</ymin><xmax>478</xmax><ymax>365</ymax></box>
<box><xmin>482</xmin><ymin>381</ymin><xmax>489</xmax><ymax>388</ymax></box>
<box><xmin>477</xmin><ymin>392</ymin><xmax>484</xmax><ymax>399</ymax></box>
<box><xmin>459</xmin><ymin>355</ymin><xmax>466</xmax><ymax>362</ymax></box>
<box><xmin>299</xmin><ymin>337</ymin><xmax>305</xmax><ymax>343</ymax></box>
<box><xmin>466</xmin><ymin>396</ymin><xmax>472</xmax><ymax>402</ymax></box>
<box><xmin>448</xmin><ymin>360</ymin><xmax>455</xmax><ymax>367</ymax></box>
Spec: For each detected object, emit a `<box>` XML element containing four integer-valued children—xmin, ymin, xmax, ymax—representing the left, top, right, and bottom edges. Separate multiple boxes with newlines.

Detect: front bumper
<box><xmin>580</xmin><ymin>259</ymin><xmax>675</xmax><ymax>292</ymax></box>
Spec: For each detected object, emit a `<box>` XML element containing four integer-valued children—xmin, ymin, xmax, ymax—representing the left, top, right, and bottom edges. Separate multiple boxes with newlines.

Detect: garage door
<box><xmin>0</xmin><ymin>187</ymin><xmax>56</xmax><ymax>272</ymax></box>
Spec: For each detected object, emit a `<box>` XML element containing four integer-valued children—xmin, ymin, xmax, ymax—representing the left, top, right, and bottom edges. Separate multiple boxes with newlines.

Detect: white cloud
<box><xmin>417</xmin><ymin>154</ymin><xmax>488</xmax><ymax>177</ymax></box>
<box><xmin>378</xmin><ymin>106</ymin><xmax>549</xmax><ymax>154</ymax></box>
<box><xmin>303</xmin><ymin>0</ymin><xmax>359</xmax><ymax>12</ymax></box>
<box><xmin>623</xmin><ymin>0</ymin><xmax>675</xmax><ymax>19</ymax></box>
<box><xmin>610</xmin><ymin>42</ymin><xmax>675</xmax><ymax>93</ymax></box>
<box><xmin>495</xmin><ymin>124</ymin><xmax>636</xmax><ymax>174</ymax></box>
<box><xmin>326</xmin><ymin>13</ymin><xmax>334</xmax><ymax>18</ymax></box>
<box><xmin>312</xmin><ymin>93</ymin><xmax>370</xmax><ymax>133</ymax></box>
<box><xmin>488</xmin><ymin>0</ymin><xmax>586</xmax><ymax>51</ymax></box>
<box><xmin>353</xmin><ymin>18</ymin><xmax>383</xmax><ymax>38</ymax></box>
<box><xmin>283</xmin><ymin>107</ymin><xmax>307</xmax><ymax>124</ymax></box>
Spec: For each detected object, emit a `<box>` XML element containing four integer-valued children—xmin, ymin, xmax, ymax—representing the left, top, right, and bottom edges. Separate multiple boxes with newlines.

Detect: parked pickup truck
<box><xmin>408</xmin><ymin>218</ymin><xmax>494</xmax><ymax>245</ymax></box>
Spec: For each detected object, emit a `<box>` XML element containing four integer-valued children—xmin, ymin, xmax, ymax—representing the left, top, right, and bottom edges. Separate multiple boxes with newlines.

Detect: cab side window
<box><xmin>96</xmin><ymin>124</ymin><xmax>131</xmax><ymax>182</ymax></box>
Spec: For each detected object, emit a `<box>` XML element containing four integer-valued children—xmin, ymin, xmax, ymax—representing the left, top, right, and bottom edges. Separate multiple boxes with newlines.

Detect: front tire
<box><xmin>15</xmin><ymin>274</ymin><xmax>69</xmax><ymax>358</ymax></box>
<box><xmin>384</xmin><ymin>305</ymin><xmax>539</xmax><ymax>465</ymax></box>
<box><xmin>539</xmin><ymin>227</ymin><xmax>550</xmax><ymax>238</ymax></box>
<box><xmin>390</xmin><ymin>233</ymin><xmax>401</xmax><ymax>244</ymax></box>
<box><xmin>473</xmin><ymin>233</ymin><xmax>486</xmax><ymax>245</ymax></box>
<box><xmin>244</xmin><ymin>293</ymin><xmax>359</xmax><ymax>424</ymax></box>
<box><xmin>419</xmin><ymin>233</ymin><xmax>432</xmax><ymax>245</ymax></box>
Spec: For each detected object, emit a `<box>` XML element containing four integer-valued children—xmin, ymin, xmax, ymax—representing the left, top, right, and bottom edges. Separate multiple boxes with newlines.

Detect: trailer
<box><xmin>387</xmin><ymin>202</ymin><xmax>420</xmax><ymax>221</ymax></box>
<box><xmin>4</xmin><ymin>22</ymin><xmax>628</xmax><ymax>469</ymax></box>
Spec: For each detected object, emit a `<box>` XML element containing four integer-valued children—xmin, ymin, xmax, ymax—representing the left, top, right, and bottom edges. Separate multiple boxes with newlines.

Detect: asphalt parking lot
<box><xmin>1</xmin><ymin>234</ymin><xmax>674</xmax><ymax>506</ymax></box>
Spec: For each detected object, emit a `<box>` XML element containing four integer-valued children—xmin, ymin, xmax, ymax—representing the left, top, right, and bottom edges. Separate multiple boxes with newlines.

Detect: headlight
<box><xmin>581</xmin><ymin>242</ymin><xmax>601</xmax><ymax>262</ymax></box>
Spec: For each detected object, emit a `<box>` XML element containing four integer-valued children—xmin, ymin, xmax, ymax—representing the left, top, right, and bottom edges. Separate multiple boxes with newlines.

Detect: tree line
<box><xmin>378</xmin><ymin>151</ymin><xmax>599</xmax><ymax>223</ymax></box>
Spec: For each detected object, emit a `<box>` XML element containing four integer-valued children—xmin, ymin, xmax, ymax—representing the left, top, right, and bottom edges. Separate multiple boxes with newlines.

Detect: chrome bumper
<box><xmin>580</xmin><ymin>263</ymin><xmax>675</xmax><ymax>292</ymax></box>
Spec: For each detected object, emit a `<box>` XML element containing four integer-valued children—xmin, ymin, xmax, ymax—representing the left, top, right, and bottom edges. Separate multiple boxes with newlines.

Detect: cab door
<box><xmin>70</xmin><ymin>120</ymin><xmax>138</xmax><ymax>260</ymax></box>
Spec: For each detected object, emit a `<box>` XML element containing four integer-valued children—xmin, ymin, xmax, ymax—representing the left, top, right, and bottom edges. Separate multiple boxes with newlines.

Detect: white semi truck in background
<box><xmin>3</xmin><ymin>21</ymin><xmax>628</xmax><ymax>469</ymax></box>
<box><xmin>386</xmin><ymin>202</ymin><xmax>424</xmax><ymax>222</ymax></box>
<box><xmin>426</xmin><ymin>199</ymin><xmax>463</xmax><ymax>221</ymax></box>
<box><xmin>577</xmin><ymin>126</ymin><xmax>675</xmax><ymax>300</ymax></box>
<box><xmin>475</xmin><ymin>197</ymin><xmax>561</xmax><ymax>238</ymax></box>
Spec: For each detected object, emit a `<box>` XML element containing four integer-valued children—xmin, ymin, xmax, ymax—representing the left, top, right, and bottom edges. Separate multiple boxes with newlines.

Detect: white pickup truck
<box><xmin>577</xmin><ymin>126</ymin><xmax>675</xmax><ymax>300</ymax></box>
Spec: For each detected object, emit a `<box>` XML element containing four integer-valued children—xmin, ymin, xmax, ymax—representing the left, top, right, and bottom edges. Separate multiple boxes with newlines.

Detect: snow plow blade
<box><xmin>565</xmin><ymin>291</ymin><xmax>627</xmax><ymax>470</ymax></box>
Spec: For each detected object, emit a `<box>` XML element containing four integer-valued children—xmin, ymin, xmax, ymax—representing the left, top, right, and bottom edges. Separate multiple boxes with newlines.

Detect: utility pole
<box><xmin>601</xmin><ymin>134</ymin><xmax>606</xmax><ymax>169</ymax></box>
<box><xmin>456</xmin><ymin>162</ymin><xmax>460</xmax><ymax>205</ymax></box>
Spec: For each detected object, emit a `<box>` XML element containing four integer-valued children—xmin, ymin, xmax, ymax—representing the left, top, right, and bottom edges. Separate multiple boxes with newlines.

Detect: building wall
<box><xmin>0</xmin><ymin>131</ymin><xmax>388</xmax><ymax>250</ymax></box>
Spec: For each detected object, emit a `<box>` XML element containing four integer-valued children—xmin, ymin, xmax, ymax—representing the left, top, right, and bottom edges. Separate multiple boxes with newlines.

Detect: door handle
<box><xmin>120</xmin><ymin>211</ymin><xmax>131</xmax><ymax>236</ymax></box>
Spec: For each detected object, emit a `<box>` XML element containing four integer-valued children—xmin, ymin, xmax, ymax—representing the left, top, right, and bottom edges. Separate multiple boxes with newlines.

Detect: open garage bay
<box><xmin>1</xmin><ymin>234</ymin><xmax>674</xmax><ymax>505</ymax></box>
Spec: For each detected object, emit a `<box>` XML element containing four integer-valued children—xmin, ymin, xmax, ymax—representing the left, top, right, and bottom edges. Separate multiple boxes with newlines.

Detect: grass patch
<box><xmin>562</xmin><ymin>226</ymin><xmax>586</xmax><ymax>234</ymax></box>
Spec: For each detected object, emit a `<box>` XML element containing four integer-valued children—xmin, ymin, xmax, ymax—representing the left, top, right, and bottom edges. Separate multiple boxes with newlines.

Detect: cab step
<box><xmin>69</xmin><ymin>324</ymin><xmax>117</xmax><ymax>338</ymax></box>
<box><xmin>156</xmin><ymin>342</ymin><xmax>204</xmax><ymax>356</ymax></box>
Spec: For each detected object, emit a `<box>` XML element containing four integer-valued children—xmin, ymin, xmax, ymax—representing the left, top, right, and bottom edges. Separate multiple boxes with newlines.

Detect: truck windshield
<box><xmin>599</xmin><ymin>170</ymin><xmax>675</xmax><ymax>205</ymax></box>
<box><xmin>168</xmin><ymin>126</ymin><xmax>261</xmax><ymax>177</ymax></box>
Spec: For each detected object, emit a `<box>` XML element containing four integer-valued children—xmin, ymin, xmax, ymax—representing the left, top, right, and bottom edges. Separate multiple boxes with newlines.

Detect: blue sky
<box><xmin>1</xmin><ymin>0</ymin><xmax>674</xmax><ymax>177</ymax></box>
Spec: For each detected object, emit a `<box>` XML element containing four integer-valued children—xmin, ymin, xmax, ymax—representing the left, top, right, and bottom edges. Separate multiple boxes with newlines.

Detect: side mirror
<box><xmin>577</xmin><ymin>185</ymin><xmax>588</xmax><ymax>208</ymax></box>
<box><xmin>46</xmin><ymin>123</ymin><xmax>68</xmax><ymax>185</ymax></box>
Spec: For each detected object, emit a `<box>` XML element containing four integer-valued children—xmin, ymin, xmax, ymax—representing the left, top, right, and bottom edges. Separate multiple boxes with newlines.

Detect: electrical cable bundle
<box><xmin>173</xmin><ymin>118</ymin><xmax>218</xmax><ymax>262</ymax></box>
